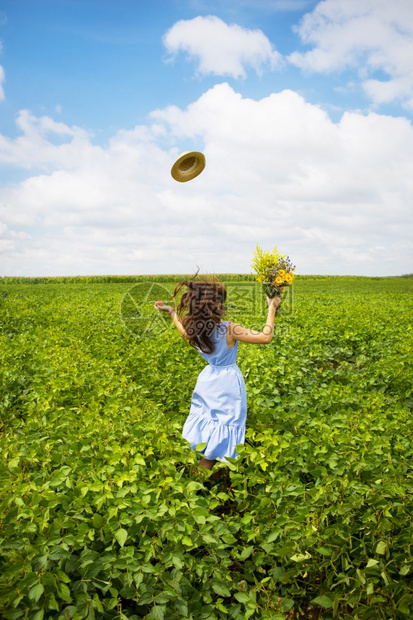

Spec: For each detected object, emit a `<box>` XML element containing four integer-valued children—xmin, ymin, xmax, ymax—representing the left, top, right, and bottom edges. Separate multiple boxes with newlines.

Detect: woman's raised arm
<box><xmin>227</xmin><ymin>296</ymin><xmax>281</xmax><ymax>345</ymax></box>
<box><xmin>154</xmin><ymin>301</ymin><xmax>187</xmax><ymax>337</ymax></box>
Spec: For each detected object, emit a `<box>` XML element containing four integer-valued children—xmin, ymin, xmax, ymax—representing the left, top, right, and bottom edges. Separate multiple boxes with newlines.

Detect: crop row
<box><xmin>1</xmin><ymin>277</ymin><xmax>412</xmax><ymax>619</ymax></box>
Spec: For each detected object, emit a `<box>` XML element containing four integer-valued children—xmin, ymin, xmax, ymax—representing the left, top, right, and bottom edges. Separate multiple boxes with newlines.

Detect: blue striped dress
<box><xmin>182</xmin><ymin>320</ymin><xmax>247</xmax><ymax>460</ymax></box>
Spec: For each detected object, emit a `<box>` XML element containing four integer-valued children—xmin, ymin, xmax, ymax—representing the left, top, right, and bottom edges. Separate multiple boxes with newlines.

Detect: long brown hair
<box><xmin>171</xmin><ymin>272</ymin><xmax>226</xmax><ymax>354</ymax></box>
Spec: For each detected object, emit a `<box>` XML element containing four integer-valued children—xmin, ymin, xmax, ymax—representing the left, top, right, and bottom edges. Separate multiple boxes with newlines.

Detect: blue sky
<box><xmin>0</xmin><ymin>0</ymin><xmax>412</xmax><ymax>276</ymax></box>
<box><xmin>0</xmin><ymin>0</ymin><xmax>323</xmax><ymax>138</ymax></box>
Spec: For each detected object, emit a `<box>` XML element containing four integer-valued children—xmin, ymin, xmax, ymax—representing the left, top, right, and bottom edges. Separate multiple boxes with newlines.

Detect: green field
<box><xmin>1</xmin><ymin>275</ymin><xmax>412</xmax><ymax>619</ymax></box>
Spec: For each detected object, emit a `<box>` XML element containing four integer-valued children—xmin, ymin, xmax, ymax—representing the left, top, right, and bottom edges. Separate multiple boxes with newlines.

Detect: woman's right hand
<box><xmin>154</xmin><ymin>300</ymin><xmax>173</xmax><ymax>313</ymax></box>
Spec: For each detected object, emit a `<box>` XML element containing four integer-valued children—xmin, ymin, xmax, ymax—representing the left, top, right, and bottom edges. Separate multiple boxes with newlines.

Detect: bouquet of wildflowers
<box><xmin>251</xmin><ymin>244</ymin><xmax>296</xmax><ymax>298</ymax></box>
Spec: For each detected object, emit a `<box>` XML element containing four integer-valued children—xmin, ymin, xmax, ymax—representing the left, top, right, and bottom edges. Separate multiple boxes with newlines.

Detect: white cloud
<box><xmin>288</xmin><ymin>0</ymin><xmax>413</xmax><ymax>110</ymax></box>
<box><xmin>0</xmin><ymin>65</ymin><xmax>5</xmax><ymax>101</ymax></box>
<box><xmin>1</xmin><ymin>84</ymin><xmax>413</xmax><ymax>277</ymax></box>
<box><xmin>0</xmin><ymin>110</ymin><xmax>95</xmax><ymax>170</ymax></box>
<box><xmin>163</xmin><ymin>15</ymin><xmax>282</xmax><ymax>79</ymax></box>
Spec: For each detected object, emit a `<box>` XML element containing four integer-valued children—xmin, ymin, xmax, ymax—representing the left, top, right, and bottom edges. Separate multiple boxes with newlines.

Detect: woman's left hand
<box><xmin>267</xmin><ymin>295</ymin><xmax>281</xmax><ymax>310</ymax></box>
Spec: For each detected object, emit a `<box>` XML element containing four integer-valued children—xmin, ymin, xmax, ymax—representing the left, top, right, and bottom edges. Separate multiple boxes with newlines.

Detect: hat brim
<box><xmin>171</xmin><ymin>151</ymin><xmax>206</xmax><ymax>182</ymax></box>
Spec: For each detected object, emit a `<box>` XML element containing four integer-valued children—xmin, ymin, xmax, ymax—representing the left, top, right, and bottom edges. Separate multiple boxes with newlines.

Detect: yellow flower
<box><xmin>251</xmin><ymin>244</ymin><xmax>283</xmax><ymax>277</ymax></box>
<box><xmin>280</xmin><ymin>286</ymin><xmax>285</xmax><ymax>292</ymax></box>
<box><xmin>251</xmin><ymin>244</ymin><xmax>296</xmax><ymax>285</ymax></box>
<box><xmin>285</xmin><ymin>273</ymin><xmax>293</xmax><ymax>283</ymax></box>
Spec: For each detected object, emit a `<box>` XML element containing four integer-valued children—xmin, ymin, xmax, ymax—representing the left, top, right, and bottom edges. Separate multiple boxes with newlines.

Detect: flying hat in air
<box><xmin>171</xmin><ymin>151</ymin><xmax>206</xmax><ymax>182</ymax></box>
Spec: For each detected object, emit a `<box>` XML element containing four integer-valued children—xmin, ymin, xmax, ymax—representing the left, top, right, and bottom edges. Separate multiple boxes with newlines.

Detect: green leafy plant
<box><xmin>0</xmin><ymin>276</ymin><xmax>412</xmax><ymax>619</ymax></box>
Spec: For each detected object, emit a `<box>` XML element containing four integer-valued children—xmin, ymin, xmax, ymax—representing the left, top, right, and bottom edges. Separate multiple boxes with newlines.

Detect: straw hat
<box><xmin>171</xmin><ymin>151</ymin><xmax>206</xmax><ymax>182</ymax></box>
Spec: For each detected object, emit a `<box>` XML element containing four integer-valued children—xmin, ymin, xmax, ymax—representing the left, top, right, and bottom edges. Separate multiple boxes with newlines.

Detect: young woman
<box><xmin>155</xmin><ymin>276</ymin><xmax>281</xmax><ymax>472</ymax></box>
